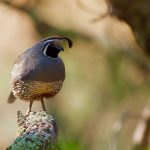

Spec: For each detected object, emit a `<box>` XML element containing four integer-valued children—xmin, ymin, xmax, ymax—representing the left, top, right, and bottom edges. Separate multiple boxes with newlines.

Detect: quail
<box><xmin>8</xmin><ymin>36</ymin><xmax>73</xmax><ymax>113</ymax></box>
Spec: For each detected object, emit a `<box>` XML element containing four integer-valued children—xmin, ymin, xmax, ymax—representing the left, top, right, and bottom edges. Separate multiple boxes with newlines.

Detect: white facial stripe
<box><xmin>43</xmin><ymin>44</ymin><xmax>50</xmax><ymax>56</ymax></box>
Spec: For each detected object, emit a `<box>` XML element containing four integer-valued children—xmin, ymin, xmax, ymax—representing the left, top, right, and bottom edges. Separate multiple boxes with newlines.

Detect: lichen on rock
<box><xmin>7</xmin><ymin>111</ymin><xmax>58</xmax><ymax>150</ymax></box>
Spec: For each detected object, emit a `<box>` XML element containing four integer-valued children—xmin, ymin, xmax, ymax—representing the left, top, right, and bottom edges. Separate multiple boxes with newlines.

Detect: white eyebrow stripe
<box><xmin>43</xmin><ymin>39</ymin><xmax>55</xmax><ymax>44</ymax></box>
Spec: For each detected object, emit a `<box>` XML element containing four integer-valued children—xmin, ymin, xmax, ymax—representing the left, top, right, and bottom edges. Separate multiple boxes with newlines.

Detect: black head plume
<box><xmin>42</xmin><ymin>36</ymin><xmax>73</xmax><ymax>58</ymax></box>
<box><xmin>43</xmin><ymin>36</ymin><xmax>73</xmax><ymax>48</ymax></box>
<box><xmin>59</xmin><ymin>37</ymin><xmax>73</xmax><ymax>48</ymax></box>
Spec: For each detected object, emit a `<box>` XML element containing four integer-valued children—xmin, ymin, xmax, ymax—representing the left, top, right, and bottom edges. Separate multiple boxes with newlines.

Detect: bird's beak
<box><xmin>58</xmin><ymin>46</ymin><xmax>64</xmax><ymax>51</ymax></box>
<box><xmin>57</xmin><ymin>46</ymin><xmax>64</xmax><ymax>51</ymax></box>
<box><xmin>53</xmin><ymin>40</ymin><xmax>64</xmax><ymax>51</ymax></box>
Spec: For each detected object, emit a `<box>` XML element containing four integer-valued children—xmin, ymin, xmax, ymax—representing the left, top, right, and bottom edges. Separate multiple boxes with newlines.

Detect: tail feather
<box><xmin>7</xmin><ymin>92</ymin><xmax>16</xmax><ymax>103</ymax></box>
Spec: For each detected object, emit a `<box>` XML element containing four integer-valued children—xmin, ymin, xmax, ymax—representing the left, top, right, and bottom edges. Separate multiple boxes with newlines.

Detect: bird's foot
<box><xmin>26</xmin><ymin>100</ymin><xmax>33</xmax><ymax>115</ymax></box>
<box><xmin>25</xmin><ymin>110</ymin><xmax>31</xmax><ymax>116</ymax></box>
<box><xmin>41</xmin><ymin>99</ymin><xmax>47</xmax><ymax>111</ymax></box>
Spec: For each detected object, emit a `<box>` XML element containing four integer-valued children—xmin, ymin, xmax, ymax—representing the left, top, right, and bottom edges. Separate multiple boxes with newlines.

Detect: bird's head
<box><xmin>41</xmin><ymin>37</ymin><xmax>73</xmax><ymax>58</ymax></box>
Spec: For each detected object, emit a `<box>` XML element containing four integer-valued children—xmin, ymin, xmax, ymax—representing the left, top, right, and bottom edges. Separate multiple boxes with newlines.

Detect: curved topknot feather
<box><xmin>60</xmin><ymin>37</ymin><xmax>73</xmax><ymax>48</ymax></box>
<box><xmin>43</xmin><ymin>36</ymin><xmax>73</xmax><ymax>48</ymax></box>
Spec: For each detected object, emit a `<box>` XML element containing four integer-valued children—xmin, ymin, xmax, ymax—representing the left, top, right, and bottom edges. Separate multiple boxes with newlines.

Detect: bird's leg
<box><xmin>41</xmin><ymin>98</ymin><xmax>46</xmax><ymax>111</ymax></box>
<box><xmin>26</xmin><ymin>100</ymin><xmax>33</xmax><ymax>115</ymax></box>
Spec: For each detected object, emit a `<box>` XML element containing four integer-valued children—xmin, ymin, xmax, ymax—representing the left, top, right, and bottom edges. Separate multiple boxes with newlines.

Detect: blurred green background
<box><xmin>0</xmin><ymin>0</ymin><xmax>150</xmax><ymax>150</ymax></box>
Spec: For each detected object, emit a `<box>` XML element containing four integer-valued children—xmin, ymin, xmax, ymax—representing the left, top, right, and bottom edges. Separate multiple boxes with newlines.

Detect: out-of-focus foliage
<box><xmin>108</xmin><ymin>0</ymin><xmax>150</xmax><ymax>55</ymax></box>
<box><xmin>0</xmin><ymin>0</ymin><xmax>150</xmax><ymax>150</ymax></box>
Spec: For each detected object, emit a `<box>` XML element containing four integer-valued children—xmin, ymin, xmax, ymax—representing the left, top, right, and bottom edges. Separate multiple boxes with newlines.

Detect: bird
<box><xmin>7</xmin><ymin>36</ymin><xmax>73</xmax><ymax>113</ymax></box>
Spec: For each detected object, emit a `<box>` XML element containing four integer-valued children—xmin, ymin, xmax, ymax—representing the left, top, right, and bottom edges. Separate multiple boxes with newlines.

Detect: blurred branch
<box><xmin>132</xmin><ymin>103</ymin><xmax>150</xmax><ymax>150</ymax></box>
<box><xmin>110</xmin><ymin>102</ymin><xmax>150</xmax><ymax>150</ymax></box>
<box><xmin>109</xmin><ymin>111</ymin><xmax>135</xmax><ymax>150</ymax></box>
<box><xmin>76</xmin><ymin>0</ymin><xmax>100</xmax><ymax>15</ymax></box>
<box><xmin>7</xmin><ymin>111</ymin><xmax>58</xmax><ymax>150</ymax></box>
<box><xmin>76</xmin><ymin>0</ymin><xmax>150</xmax><ymax>75</ymax></box>
<box><xmin>107</xmin><ymin>0</ymin><xmax>150</xmax><ymax>56</ymax></box>
<box><xmin>76</xmin><ymin>0</ymin><xmax>111</xmax><ymax>22</ymax></box>
<box><xmin>1</xmin><ymin>0</ymin><xmax>37</xmax><ymax>9</ymax></box>
<box><xmin>77</xmin><ymin>0</ymin><xmax>150</xmax><ymax>56</ymax></box>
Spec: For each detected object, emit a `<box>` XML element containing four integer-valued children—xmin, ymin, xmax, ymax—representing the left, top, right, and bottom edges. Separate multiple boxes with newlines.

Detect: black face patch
<box><xmin>44</xmin><ymin>45</ymin><xmax>60</xmax><ymax>58</ymax></box>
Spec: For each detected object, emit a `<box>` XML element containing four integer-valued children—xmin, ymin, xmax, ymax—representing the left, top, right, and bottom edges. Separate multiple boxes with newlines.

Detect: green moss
<box><xmin>7</xmin><ymin>111</ymin><xmax>57</xmax><ymax>150</ymax></box>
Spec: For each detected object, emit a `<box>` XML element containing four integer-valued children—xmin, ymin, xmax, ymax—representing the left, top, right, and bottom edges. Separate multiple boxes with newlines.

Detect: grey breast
<box><xmin>11</xmin><ymin>46</ymin><xmax>65</xmax><ymax>83</ymax></box>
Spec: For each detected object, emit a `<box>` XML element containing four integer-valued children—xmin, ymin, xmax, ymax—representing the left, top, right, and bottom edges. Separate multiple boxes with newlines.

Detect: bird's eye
<box><xmin>43</xmin><ymin>44</ymin><xmax>59</xmax><ymax>58</ymax></box>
